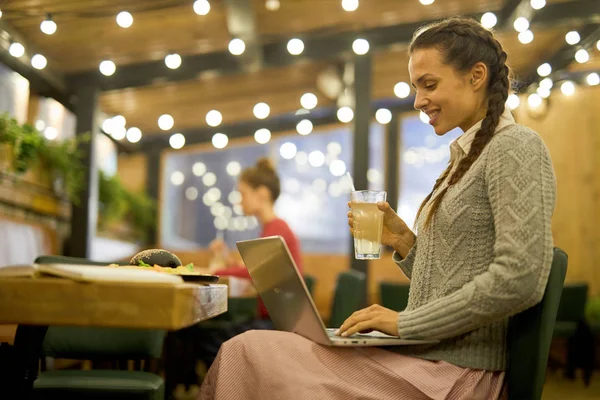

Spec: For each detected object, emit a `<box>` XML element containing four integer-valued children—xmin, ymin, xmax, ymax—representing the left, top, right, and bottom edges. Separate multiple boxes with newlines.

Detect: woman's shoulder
<box><xmin>488</xmin><ymin>123</ymin><xmax>546</xmax><ymax>151</ymax></box>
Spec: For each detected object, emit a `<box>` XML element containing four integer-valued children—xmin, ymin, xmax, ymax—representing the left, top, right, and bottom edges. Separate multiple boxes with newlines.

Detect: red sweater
<box><xmin>214</xmin><ymin>218</ymin><xmax>303</xmax><ymax>319</ymax></box>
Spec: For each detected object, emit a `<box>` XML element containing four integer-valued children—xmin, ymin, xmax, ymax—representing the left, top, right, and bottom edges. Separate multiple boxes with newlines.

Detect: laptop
<box><xmin>236</xmin><ymin>236</ymin><xmax>438</xmax><ymax>347</ymax></box>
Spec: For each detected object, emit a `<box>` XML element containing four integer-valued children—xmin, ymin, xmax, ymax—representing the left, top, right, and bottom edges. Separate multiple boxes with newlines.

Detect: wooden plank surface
<box><xmin>0</xmin><ymin>278</ymin><xmax>227</xmax><ymax>330</ymax></box>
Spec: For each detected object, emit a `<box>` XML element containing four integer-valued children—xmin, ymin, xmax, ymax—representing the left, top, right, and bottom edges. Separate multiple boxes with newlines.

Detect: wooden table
<box><xmin>0</xmin><ymin>277</ymin><xmax>228</xmax><ymax>398</ymax></box>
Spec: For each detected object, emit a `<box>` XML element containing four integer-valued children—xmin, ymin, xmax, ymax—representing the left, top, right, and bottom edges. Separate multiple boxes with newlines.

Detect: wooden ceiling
<box><xmin>1</xmin><ymin>0</ymin><xmax>598</xmax><ymax>140</ymax></box>
<box><xmin>99</xmin><ymin>26</ymin><xmax>571</xmax><ymax>133</ymax></box>
<box><xmin>2</xmin><ymin>0</ymin><xmax>509</xmax><ymax>72</ymax></box>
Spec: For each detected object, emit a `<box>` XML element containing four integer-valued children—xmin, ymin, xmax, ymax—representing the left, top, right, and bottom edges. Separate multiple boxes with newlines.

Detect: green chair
<box><xmin>304</xmin><ymin>274</ymin><xmax>316</xmax><ymax>296</ymax></box>
<box><xmin>328</xmin><ymin>270</ymin><xmax>366</xmax><ymax>328</ymax></box>
<box><xmin>32</xmin><ymin>256</ymin><xmax>166</xmax><ymax>400</ymax></box>
<box><xmin>379</xmin><ymin>282</ymin><xmax>410</xmax><ymax>311</ymax></box>
<box><xmin>506</xmin><ymin>247</ymin><xmax>568</xmax><ymax>400</ymax></box>
<box><xmin>553</xmin><ymin>283</ymin><xmax>588</xmax><ymax>338</ymax></box>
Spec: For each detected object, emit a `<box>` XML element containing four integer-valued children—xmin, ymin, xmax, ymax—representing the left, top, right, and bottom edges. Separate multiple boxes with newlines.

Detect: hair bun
<box><xmin>255</xmin><ymin>157</ymin><xmax>275</xmax><ymax>173</ymax></box>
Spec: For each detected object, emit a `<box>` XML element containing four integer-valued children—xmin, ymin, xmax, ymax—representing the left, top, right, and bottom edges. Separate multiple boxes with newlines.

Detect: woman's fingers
<box><xmin>336</xmin><ymin>308</ymin><xmax>374</xmax><ymax>336</ymax></box>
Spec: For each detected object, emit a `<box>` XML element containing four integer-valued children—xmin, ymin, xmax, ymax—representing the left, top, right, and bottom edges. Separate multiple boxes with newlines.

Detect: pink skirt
<box><xmin>198</xmin><ymin>330</ymin><xmax>507</xmax><ymax>400</ymax></box>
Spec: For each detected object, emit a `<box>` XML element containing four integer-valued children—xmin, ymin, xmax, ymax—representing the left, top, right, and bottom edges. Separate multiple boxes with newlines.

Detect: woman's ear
<box><xmin>470</xmin><ymin>62</ymin><xmax>488</xmax><ymax>91</ymax></box>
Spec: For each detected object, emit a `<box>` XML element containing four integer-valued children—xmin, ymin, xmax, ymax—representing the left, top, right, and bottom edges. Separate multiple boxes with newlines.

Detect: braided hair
<box><xmin>410</xmin><ymin>17</ymin><xmax>511</xmax><ymax>229</ymax></box>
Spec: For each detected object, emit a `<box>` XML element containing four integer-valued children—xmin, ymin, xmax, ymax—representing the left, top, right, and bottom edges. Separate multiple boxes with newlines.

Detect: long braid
<box><xmin>412</xmin><ymin>18</ymin><xmax>511</xmax><ymax>229</ymax></box>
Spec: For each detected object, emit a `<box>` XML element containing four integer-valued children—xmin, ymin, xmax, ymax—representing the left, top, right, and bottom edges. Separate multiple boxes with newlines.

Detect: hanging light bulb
<box><xmin>506</xmin><ymin>94</ymin><xmax>520</xmax><ymax>110</ymax></box>
<box><xmin>560</xmin><ymin>81</ymin><xmax>575</xmax><ymax>96</ymax></box>
<box><xmin>165</xmin><ymin>53</ymin><xmax>182</xmax><ymax>69</ymax></box>
<box><xmin>99</xmin><ymin>60</ymin><xmax>116</xmax><ymax>76</ymax></box>
<box><xmin>40</xmin><ymin>14</ymin><xmax>57</xmax><ymax>35</ymax></box>
<box><xmin>513</xmin><ymin>17</ymin><xmax>529</xmax><ymax>33</ymax></box>
<box><xmin>287</xmin><ymin>38</ymin><xmax>304</xmax><ymax>55</ymax></box>
<box><xmin>575</xmin><ymin>49</ymin><xmax>589</xmax><ymax>64</ymax></box>
<box><xmin>565</xmin><ymin>31</ymin><xmax>580</xmax><ymax>45</ymax></box>
<box><xmin>537</xmin><ymin>63</ymin><xmax>552</xmax><ymax>77</ymax></box>
<box><xmin>518</xmin><ymin>30</ymin><xmax>534</xmax><ymax>44</ymax></box>
<box><xmin>480</xmin><ymin>12</ymin><xmax>497</xmax><ymax>29</ymax></box>
<box><xmin>9</xmin><ymin>42</ymin><xmax>25</xmax><ymax>58</ymax></box>
<box><xmin>116</xmin><ymin>11</ymin><xmax>133</xmax><ymax>28</ymax></box>
<box><xmin>31</xmin><ymin>54</ymin><xmax>47</xmax><ymax>70</ymax></box>
<box><xmin>586</xmin><ymin>73</ymin><xmax>600</xmax><ymax>86</ymax></box>
<box><xmin>193</xmin><ymin>0</ymin><xmax>210</xmax><ymax>15</ymax></box>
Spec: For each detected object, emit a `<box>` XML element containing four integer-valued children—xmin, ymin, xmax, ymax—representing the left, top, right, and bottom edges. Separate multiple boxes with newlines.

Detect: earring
<box><xmin>470</xmin><ymin>77</ymin><xmax>475</xmax><ymax>84</ymax></box>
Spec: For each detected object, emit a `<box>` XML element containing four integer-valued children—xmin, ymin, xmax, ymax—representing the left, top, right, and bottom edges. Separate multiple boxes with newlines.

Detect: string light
<box><xmin>99</xmin><ymin>60</ymin><xmax>116</xmax><ymax>76</ymax></box>
<box><xmin>337</xmin><ymin>107</ymin><xmax>354</xmax><ymax>123</ymax></box>
<box><xmin>536</xmin><ymin>86</ymin><xmax>551</xmax><ymax>98</ymax></box>
<box><xmin>228</xmin><ymin>38</ymin><xmax>245</xmax><ymax>55</ymax></box>
<box><xmin>193</xmin><ymin>0</ymin><xmax>210</xmax><ymax>15</ymax></box>
<box><xmin>575</xmin><ymin>49</ymin><xmax>589</xmax><ymax>64</ymax></box>
<box><xmin>518</xmin><ymin>30</ymin><xmax>534</xmax><ymax>44</ymax></box>
<box><xmin>116</xmin><ymin>11</ymin><xmax>133</xmax><ymax>28</ymax></box>
<box><xmin>537</xmin><ymin>63</ymin><xmax>552</xmax><ymax>77</ymax></box>
<box><xmin>480</xmin><ymin>12</ymin><xmax>497</xmax><ymax>29</ymax></box>
<box><xmin>265</xmin><ymin>0</ymin><xmax>280</xmax><ymax>11</ymax></box>
<box><xmin>565</xmin><ymin>31</ymin><xmax>580</xmax><ymax>45</ymax></box>
<box><xmin>394</xmin><ymin>82</ymin><xmax>411</xmax><ymax>98</ymax></box>
<box><xmin>506</xmin><ymin>94</ymin><xmax>520</xmax><ymax>110</ymax></box>
<box><xmin>586</xmin><ymin>73</ymin><xmax>600</xmax><ymax>86</ymax></box>
<box><xmin>341</xmin><ymin>0</ymin><xmax>359</xmax><ymax>12</ymax></box>
<box><xmin>530</xmin><ymin>0</ymin><xmax>546</xmax><ymax>9</ymax></box>
<box><xmin>513</xmin><ymin>17</ymin><xmax>529</xmax><ymax>33</ymax></box>
<box><xmin>300</xmin><ymin>93</ymin><xmax>318</xmax><ymax>109</ymax></box>
<box><xmin>375</xmin><ymin>109</ymin><xmax>392</xmax><ymax>124</ymax></box>
<box><xmin>165</xmin><ymin>53</ymin><xmax>182</xmax><ymax>69</ymax></box>
<box><xmin>206</xmin><ymin>110</ymin><xmax>223</xmax><ymax>127</ymax></box>
<box><xmin>9</xmin><ymin>43</ymin><xmax>25</xmax><ymax>58</ymax></box>
<box><xmin>419</xmin><ymin>0</ymin><xmax>435</xmax><ymax>4</ymax></box>
<box><xmin>254</xmin><ymin>128</ymin><xmax>271</xmax><ymax>144</ymax></box>
<box><xmin>158</xmin><ymin>114</ymin><xmax>174</xmax><ymax>130</ymax></box>
<box><xmin>527</xmin><ymin>93</ymin><xmax>542</xmax><ymax>108</ymax></box>
<box><xmin>296</xmin><ymin>119</ymin><xmax>313</xmax><ymax>135</ymax></box>
<box><xmin>126</xmin><ymin>127</ymin><xmax>142</xmax><ymax>143</ymax></box>
<box><xmin>287</xmin><ymin>38</ymin><xmax>304</xmax><ymax>55</ymax></box>
<box><xmin>253</xmin><ymin>102</ymin><xmax>270</xmax><ymax>119</ymax></box>
<box><xmin>560</xmin><ymin>81</ymin><xmax>575</xmax><ymax>96</ymax></box>
<box><xmin>170</xmin><ymin>133</ymin><xmax>186</xmax><ymax>149</ymax></box>
<box><xmin>352</xmin><ymin>39</ymin><xmax>370</xmax><ymax>55</ymax></box>
<box><xmin>212</xmin><ymin>133</ymin><xmax>229</xmax><ymax>149</ymax></box>
<box><xmin>40</xmin><ymin>14</ymin><xmax>57</xmax><ymax>35</ymax></box>
<box><xmin>31</xmin><ymin>54</ymin><xmax>47</xmax><ymax>70</ymax></box>
<box><xmin>539</xmin><ymin>78</ymin><xmax>553</xmax><ymax>90</ymax></box>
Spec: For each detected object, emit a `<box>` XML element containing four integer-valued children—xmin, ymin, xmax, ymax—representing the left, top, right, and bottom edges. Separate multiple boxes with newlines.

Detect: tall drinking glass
<box><xmin>350</xmin><ymin>190</ymin><xmax>387</xmax><ymax>260</ymax></box>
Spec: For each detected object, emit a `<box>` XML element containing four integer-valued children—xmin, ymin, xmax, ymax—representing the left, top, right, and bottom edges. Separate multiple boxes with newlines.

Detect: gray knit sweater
<box><xmin>391</xmin><ymin>123</ymin><xmax>556</xmax><ymax>371</ymax></box>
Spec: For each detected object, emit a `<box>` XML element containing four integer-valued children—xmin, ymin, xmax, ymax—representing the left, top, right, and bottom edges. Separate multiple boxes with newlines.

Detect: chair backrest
<box><xmin>304</xmin><ymin>275</ymin><xmax>316</xmax><ymax>295</ymax></box>
<box><xmin>556</xmin><ymin>283</ymin><xmax>588</xmax><ymax>322</ymax></box>
<box><xmin>328</xmin><ymin>269</ymin><xmax>366</xmax><ymax>328</ymax></box>
<box><xmin>507</xmin><ymin>247</ymin><xmax>568</xmax><ymax>400</ymax></box>
<box><xmin>379</xmin><ymin>282</ymin><xmax>410</xmax><ymax>311</ymax></box>
<box><xmin>35</xmin><ymin>255</ymin><xmax>166</xmax><ymax>360</ymax></box>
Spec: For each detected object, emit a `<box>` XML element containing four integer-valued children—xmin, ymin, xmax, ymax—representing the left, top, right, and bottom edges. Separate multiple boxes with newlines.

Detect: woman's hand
<box><xmin>347</xmin><ymin>201</ymin><xmax>414</xmax><ymax>252</ymax></box>
<box><xmin>335</xmin><ymin>304</ymin><xmax>400</xmax><ymax>337</ymax></box>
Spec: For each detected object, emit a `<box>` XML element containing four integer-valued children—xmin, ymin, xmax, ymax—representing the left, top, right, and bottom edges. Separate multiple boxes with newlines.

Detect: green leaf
<box><xmin>138</xmin><ymin>260</ymin><xmax>152</xmax><ymax>267</ymax></box>
<box><xmin>185</xmin><ymin>263</ymin><xmax>194</xmax><ymax>271</ymax></box>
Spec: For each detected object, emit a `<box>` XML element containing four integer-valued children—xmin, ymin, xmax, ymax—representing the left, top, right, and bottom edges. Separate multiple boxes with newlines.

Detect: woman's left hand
<box><xmin>335</xmin><ymin>304</ymin><xmax>400</xmax><ymax>337</ymax></box>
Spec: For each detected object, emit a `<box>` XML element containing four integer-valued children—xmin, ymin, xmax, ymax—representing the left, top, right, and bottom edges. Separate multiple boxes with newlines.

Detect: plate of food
<box><xmin>110</xmin><ymin>249</ymin><xmax>219</xmax><ymax>283</ymax></box>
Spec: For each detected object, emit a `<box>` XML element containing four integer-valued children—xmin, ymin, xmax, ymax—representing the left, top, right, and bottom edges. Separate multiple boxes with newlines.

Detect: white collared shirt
<box><xmin>449</xmin><ymin>107</ymin><xmax>516</xmax><ymax>161</ymax></box>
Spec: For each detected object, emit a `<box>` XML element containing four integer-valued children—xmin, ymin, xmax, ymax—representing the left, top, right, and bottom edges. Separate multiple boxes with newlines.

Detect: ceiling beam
<box><xmin>498</xmin><ymin>0</ymin><xmax>526</xmax><ymax>30</ymax></box>
<box><xmin>66</xmin><ymin>0</ymin><xmax>600</xmax><ymax>92</ymax></box>
<box><xmin>0</xmin><ymin>20</ymin><xmax>73</xmax><ymax>110</ymax></box>
<box><xmin>224</xmin><ymin>0</ymin><xmax>263</xmax><ymax>72</ymax></box>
